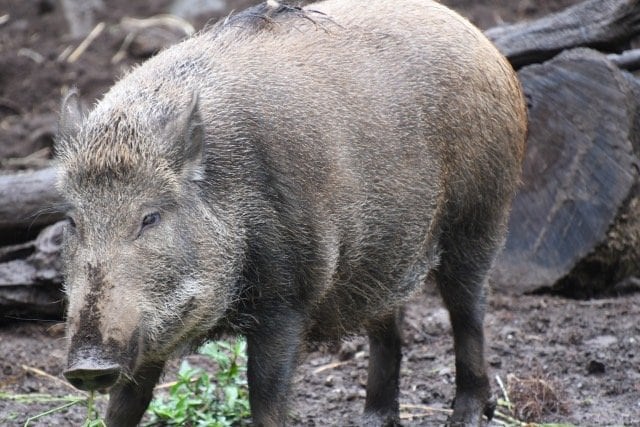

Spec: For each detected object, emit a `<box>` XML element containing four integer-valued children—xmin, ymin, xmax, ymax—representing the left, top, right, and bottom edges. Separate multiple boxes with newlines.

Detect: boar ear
<box><xmin>168</xmin><ymin>92</ymin><xmax>205</xmax><ymax>182</ymax></box>
<box><xmin>58</xmin><ymin>88</ymin><xmax>84</xmax><ymax>141</ymax></box>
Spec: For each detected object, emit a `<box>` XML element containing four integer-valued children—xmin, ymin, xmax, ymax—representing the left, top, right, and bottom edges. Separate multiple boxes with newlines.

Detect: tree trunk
<box><xmin>491</xmin><ymin>49</ymin><xmax>640</xmax><ymax>294</ymax></box>
<box><xmin>486</xmin><ymin>0</ymin><xmax>640</xmax><ymax>68</ymax></box>
<box><xmin>0</xmin><ymin>167</ymin><xmax>64</xmax><ymax>232</ymax></box>
<box><xmin>0</xmin><ymin>221</ymin><xmax>65</xmax><ymax>320</ymax></box>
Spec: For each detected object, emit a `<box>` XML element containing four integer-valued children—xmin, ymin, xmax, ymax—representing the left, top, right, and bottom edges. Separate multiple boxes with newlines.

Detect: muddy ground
<box><xmin>1</xmin><ymin>288</ymin><xmax>638</xmax><ymax>426</ymax></box>
<box><xmin>1</xmin><ymin>0</ymin><xmax>639</xmax><ymax>425</ymax></box>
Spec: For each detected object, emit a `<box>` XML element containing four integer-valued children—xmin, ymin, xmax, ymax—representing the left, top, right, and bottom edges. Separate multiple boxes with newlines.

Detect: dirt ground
<box><xmin>2</xmin><ymin>0</ymin><xmax>639</xmax><ymax>426</ymax></box>
<box><xmin>1</xmin><ymin>288</ymin><xmax>639</xmax><ymax>426</ymax></box>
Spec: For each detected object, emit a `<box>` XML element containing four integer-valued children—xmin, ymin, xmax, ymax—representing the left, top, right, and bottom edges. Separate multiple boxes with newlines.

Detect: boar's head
<box><xmin>55</xmin><ymin>90</ymin><xmax>242</xmax><ymax>391</ymax></box>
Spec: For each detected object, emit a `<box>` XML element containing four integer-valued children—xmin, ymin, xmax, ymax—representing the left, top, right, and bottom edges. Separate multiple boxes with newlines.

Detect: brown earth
<box><xmin>1</xmin><ymin>288</ymin><xmax>639</xmax><ymax>426</ymax></box>
<box><xmin>2</xmin><ymin>0</ymin><xmax>639</xmax><ymax>426</ymax></box>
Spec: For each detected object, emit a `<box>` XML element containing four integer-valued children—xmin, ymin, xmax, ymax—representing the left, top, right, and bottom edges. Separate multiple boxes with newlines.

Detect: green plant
<box><xmin>145</xmin><ymin>338</ymin><xmax>250</xmax><ymax>426</ymax></box>
<box><xmin>84</xmin><ymin>391</ymin><xmax>107</xmax><ymax>427</ymax></box>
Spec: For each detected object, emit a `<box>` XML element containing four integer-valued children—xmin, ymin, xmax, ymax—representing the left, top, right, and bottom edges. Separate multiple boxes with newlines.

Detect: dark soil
<box><xmin>2</xmin><ymin>288</ymin><xmax>639</xmax><ymax>426</ymax></box>
<box><xmin>3</xmin><ymin>0</ymin><xmax>639</xmax><ymax>426</ymax></box>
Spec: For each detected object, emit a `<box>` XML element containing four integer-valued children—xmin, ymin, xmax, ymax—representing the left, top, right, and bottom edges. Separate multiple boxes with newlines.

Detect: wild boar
<box><xmin>55</xmin><ymin>0</ymin><xmax>527</xmax><ymax>426</ymax></box>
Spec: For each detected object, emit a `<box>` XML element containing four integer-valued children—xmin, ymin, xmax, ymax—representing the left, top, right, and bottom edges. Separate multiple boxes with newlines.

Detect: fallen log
<box><xmin>486</xmin><ymin>0</ymin><xmax>640</xmax><ymax>68</ymax></box>
<box><xmin>0</xmin><ymin>221</ymin><xmax>65</xmax><ymax>320</ymax></box>
<box><xmin>0</xmin><ymin>167</ymin><xmax>64</xmax><ymax>232</ymax></box>
<box><xmin>491</xmin><ymin>48</ymin><xmax>640</xmax><ymax>294</ymax></box>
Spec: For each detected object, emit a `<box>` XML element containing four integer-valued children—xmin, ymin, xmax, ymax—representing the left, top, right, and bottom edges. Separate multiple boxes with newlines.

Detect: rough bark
<box><xmin>491</xmin><ymin>49</ymin><xmax>640</xmax><ymax>294</ymax></box>
<box><xmin>486</xmin><ymin>0</ymin><xmax>640</xmax><ymax>68</ymax></box>
<box><xmin>608</xmin><ymin>48</ymin><xmax>640</xmax><ymax>71</ymax></box>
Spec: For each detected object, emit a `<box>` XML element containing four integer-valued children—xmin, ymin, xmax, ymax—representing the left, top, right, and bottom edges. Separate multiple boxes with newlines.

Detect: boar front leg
<box><xmin>246</xmin><ymin>309</ymin><xmax>305</xmax><ymax>427</ymax></box>
<box><xmin>105</xmin><ymin>362</ymin><xmax>164</xmax><ymax>427</ymax></box>
<box><xmin>363</xmin><ymin>310</ymin><xmax>403</xmax><ymax>426</ymax></box>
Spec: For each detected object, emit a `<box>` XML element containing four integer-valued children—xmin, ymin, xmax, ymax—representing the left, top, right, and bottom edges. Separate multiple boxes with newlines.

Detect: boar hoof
<box><xmin>483</xmin><ymin>395</ymin><xmax>496</xmax><ymax>420</ymax></box>
<box><xmin>446</xmin><ymin>393</ymin><xmax>495</xmax><ymax>426</ymax></box>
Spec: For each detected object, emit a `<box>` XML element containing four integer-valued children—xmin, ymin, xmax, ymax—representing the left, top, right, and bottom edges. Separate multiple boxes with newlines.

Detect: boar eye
<box><xmin>141</xmin><ymin>212</ymin><xmax>161</xmax><ymax>231</ymax></box>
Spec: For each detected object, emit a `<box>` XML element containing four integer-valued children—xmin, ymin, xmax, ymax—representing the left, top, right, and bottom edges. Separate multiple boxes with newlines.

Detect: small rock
<box><xmin>584</xmin><ymin>335</ymin><xmax>618</xmax><ymax>348</ymax></box>
<box><xmin>587</xmin><ymin>360</ymin><xmax>605</xmax><ymax>375</ymax></box>
<box><xmin>338</xmin><ymin>341</ymin><xmax>359</xmax><ymax>361</ymax></box>
<box><xmin>327</xmin><ymin>387</ymin><xmax>345</xmax><ymax>402</ymax></box>
<box><xmin>488</xmin><ymin>355</ymin><xmax>502</xmax><ymax>368</ymax></box>
<box><xmin>427</xmin><ymin>308</ymin><xmax>451</xmax><ymax>331</ymax></box>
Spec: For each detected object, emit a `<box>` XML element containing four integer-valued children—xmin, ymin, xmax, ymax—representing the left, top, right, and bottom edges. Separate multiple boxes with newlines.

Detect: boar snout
<box><xmin>64</xmin><ymin>357</ymin><xmax>122</xmax><ymax>392</ymax></box>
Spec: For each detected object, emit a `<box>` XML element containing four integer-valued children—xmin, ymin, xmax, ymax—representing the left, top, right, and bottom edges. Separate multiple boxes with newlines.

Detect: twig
<box><xmin>399</xmin><ymin>404</ymin><xmax>452</xmax><ymax>421</ymax></box>
<box><xmin>311</xmin><ymin>361</ymin><xmax>349</xmax><ymax>375</ymax></box>
<box><xmin>1</xmin><ymin>147</ymin><xmax>51</xmax><ymax>169</ymax></box>
<box><xmin>111</xmin><ymin>32</ymin><xmax>135</xmax><ymax>64</ymax></box>
<box><xmin>155</xmin><ymin>377</ymin><xmax>198</xmax><ymax>390</ymax></box>
<box><xmin>120</xmin><ymin>14</ymin><xmax>195</xmax><ymax>36</ymax></box>
<box><xmin>493</xmin><ymin>409</ymin><xmax>528</xmax><ymax>426</ymax></box>
<box><xmin>23</xmin><ymin>399</ymin><xmax>84</xmax><ymax>427</ymax></box>
<box><xmin>57</xmin><ymin>45</ymin><xmax>73</xmax><ymax>62</ymax></box>
<box><xmin>155</xmin><ymin>380</ymin><xmax>179</xmax><ymax>390</ymax></box>
<box><xmin>21</xmin><ymin>364</ymin><xmax>84</xmax><ymax>394</ymax></box>
<box><xmin>496</xmin><ymin>374</ymin><xmax>512</xmax><ymax>410</ymax></box>
<box><xmin>17</xmin><ymin>48</ymin><xmax>44</xmax><ymax>64</ymax></box>
<box><xmin>67</xmin><ymin>22</ymin><xmax>105</xmax><ymax>63</ymax></box>
<box><xmin>400</xmin><ymin>412</ymin><xmax>439</xmax><ymax>420</ymax></box>
<box><xmin>0</xmin><ymin>392</ymin><xmax>82</xmax><ymax>403</ymax></box>
<box><xmin>400</xmin><ymin>403</ymin><xmax>452</xmax><ymax>414</ymax></box>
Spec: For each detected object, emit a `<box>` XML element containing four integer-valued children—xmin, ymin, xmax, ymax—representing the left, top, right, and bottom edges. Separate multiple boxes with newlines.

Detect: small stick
<box><xmin>311</xmin><ymin>360</ymin><xmax>350</xmax><ymax>375</ymax></box>
<box><xmin>21</xmin><ymin>365</ymin><xmax>84</xmax><ymax>394</ymax></box>
<box><xmin>23</xmin><ymin>399</ymin><xmax>84</xmax><ymax>427</ymax></box>
<box><xmin>495</xmin><ymin>374</ymin><xmax>511</xmax><ymax>409</ymax></box>
<box><xmin>400</xmin><ymin>403</ymin><xmax>452</xmax><ymax>414</ymax></box>
<box><xmin>111</xmin><ymin>32</ymin><xmax>135</xmax><ymax>64</ymax></box>
<box><xmin>67</xmin><ymin>22</ymin><xmax>105</xmax><ymax>63</ymax></box>
<box><xmin>400</xmin><ymin>412</ymin><xmax>436</xmax><ymax>420</ymax></box>
<box><xmin>155</xmin><ymin>377</ymin><xmax>198</xmax><ymax>390</ymax></box>
<box><xmin>17</xmin><ymin>48</ymin><xmax>44</xmax><ymax>64</ymax></box>
<box><xmin>57</xmin><ymin>45</ymin><xmax>73</xmax><ymax>62</ymax></box>
<box><xmin>121</xmin><ymin>14</ymin><xmax>195</xmax><ymax>36</ymax></box>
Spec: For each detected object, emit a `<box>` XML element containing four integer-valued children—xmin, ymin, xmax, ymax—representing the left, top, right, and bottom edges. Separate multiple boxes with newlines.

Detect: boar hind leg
<box><xmin>246</xmin><ymin>309</ymin><xmax>304</xmax><ymax>427</ymax></box>
<box><xmin>363</xmin><ymin>310</ymin><xmax>403</xmax><ymax>427</ymax></box>
<box><xmin>435</xmin><ymin>226</ymin><xmax>500</xmax><ymax>426</ymax></box>
<box><xmin>105</xmin><ymin>363</ymin><xmax>164</xmax><ymax>427</ymax></box>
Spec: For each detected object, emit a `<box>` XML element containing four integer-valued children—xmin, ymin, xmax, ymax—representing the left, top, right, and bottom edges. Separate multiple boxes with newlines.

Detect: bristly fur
<box><xmin>57</xmin><ymin>1</ymin><xmax>527</xmax><ymax>426</ymax></box>
<box><xmin>216</xmin><ymin>1</ymin><xmax>330</xmax><ymax>34</ymax></box>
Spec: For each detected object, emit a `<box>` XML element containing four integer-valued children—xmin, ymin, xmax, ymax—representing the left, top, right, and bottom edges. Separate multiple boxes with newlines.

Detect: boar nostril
<box><xmin>64</xmin><ymin>364</ymin><xmax>122</xmax><ymax>391</ymax></box>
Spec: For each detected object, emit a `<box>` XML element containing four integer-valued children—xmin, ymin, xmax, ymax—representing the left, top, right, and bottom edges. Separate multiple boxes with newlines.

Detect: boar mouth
<box><xmin>65</xmin><ymin>328</ymin><xmax>142</xmax><ymax>392</ymax></box>
<box><xmin>64</xmin><ymin>352</ymin><xmax>123</xmax><ymax>392</ymax></box>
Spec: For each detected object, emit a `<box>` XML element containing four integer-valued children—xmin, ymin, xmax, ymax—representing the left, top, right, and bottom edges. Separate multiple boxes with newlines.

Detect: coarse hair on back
<box><xmin>204</xmin><ymin>0</ymin><xmax>335</xmax><ymax>41</ymax></box>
